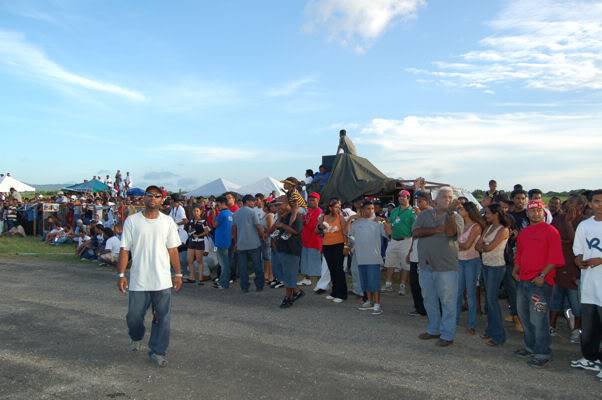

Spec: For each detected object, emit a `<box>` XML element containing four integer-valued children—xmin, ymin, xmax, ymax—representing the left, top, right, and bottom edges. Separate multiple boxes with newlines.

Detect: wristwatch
<box><xmin>538</xmin><ymin>272</ymin><xmax>546</xmax><ymax>279</ymax></box>
<box><xmin>117</xmin><ymin>272</ymin><xmax>125</xmax><ymax>278</ymax></box>
<box><xmin>174</xmin><ymin>273</ymin><xmax>183</xmax><ymax>277</ymax></box>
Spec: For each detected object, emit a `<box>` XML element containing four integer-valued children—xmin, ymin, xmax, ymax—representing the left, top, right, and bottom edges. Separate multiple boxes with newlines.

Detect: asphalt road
<box><xmin>0</xmin><ymin>257</ymin><xmax>599</xmax><ymax>400</ymax></box>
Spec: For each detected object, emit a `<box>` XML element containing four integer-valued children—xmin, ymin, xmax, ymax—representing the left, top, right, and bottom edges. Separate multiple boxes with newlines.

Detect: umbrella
<box><xmin>127</xmin><ymin>187</ymin><xmax>145</xmax><ymax>197</ymax></box>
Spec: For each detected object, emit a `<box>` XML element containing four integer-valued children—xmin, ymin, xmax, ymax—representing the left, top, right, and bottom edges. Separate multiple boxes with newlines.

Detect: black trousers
<box><xmin>410</xmin><ymin>262</ymin><xmax>426</xmax><ymax>315</ymax></box>
<box><xmin>581</xmin><ymin>303</ymin><xmax>602</xmax><ymax>362</ymax></box>
<box><xmin>323</xmin><ymin>243</ymin><xmax>347</xmax><ymax>300</ymax></box>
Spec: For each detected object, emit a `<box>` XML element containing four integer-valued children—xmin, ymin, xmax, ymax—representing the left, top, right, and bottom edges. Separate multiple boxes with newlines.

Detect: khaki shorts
<box><xmin>100</xmin><ymin>253</ymin><xmax>117</xmax><ymax>264</ymax></box>
<box><xmin>384</xmin><ymin>238</ymin><xmax>411</xmax><ymax>271</ymax></box>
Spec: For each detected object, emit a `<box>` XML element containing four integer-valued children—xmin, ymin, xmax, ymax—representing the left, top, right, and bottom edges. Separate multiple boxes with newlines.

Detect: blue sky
<box><xmin>1</xmin><ymin>0</ymin><xmax>601</xmax><ymax>191</ymax></box>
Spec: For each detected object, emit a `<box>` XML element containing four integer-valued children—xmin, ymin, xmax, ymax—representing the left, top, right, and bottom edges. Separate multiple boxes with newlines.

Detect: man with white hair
<box><xmin>412</xmin><ymin>187</ymin><xmax>463</xmax><ymax>347</ymax></box>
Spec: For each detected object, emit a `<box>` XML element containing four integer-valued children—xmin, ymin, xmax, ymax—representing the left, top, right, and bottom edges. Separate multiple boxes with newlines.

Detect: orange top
<box><xmin>322</xmin><ymin>214</ymin><xmax>345</xmax><ymax>246</ymax></box>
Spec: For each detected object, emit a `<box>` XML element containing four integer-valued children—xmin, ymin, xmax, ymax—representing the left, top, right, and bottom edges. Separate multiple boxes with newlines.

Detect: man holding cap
<box><xmin>512</xmin><ymin>199</ymin><xmax>564</xmax><ymax>368</ymax></box>
<box><xmin>382</xmin><ymin>190</ymin><xmax>416</xmax><ymax>295</ymax></box>
<box><xmin>116</xmin><ymin>185</ymin><xmax>183</xmax><ymax>367</ymax></box>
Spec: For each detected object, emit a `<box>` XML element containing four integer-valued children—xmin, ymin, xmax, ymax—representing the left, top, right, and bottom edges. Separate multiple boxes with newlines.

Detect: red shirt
<box><xmin>229</xmin><ymin>204</ymin><xmax>240</xmax><ymax>213</ymax></box>
<box><xmin>302</xmin><ymin>207</ymin><xmax>323</xmax><ymax>250</ymax></box>
<box><xmin>514</xmin><ymin>222</ymin><xmax>564</xmax><ymax>285</ymax></box>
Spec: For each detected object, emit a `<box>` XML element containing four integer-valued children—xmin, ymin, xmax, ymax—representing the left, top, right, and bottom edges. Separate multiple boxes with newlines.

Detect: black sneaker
<box><xmin>279</xmin><ymin>297</ymin><xmax>293</xmax><ymax>308</ymax></box>
<box><xmin>269</xmin><ymin>280</ymin><xmax>278</xmax><ymax>288</ymax></box>
<box><xmin>513</xmin><ymin>348</ymin><xmax>533</xmax><ymax>358</ymax></box>
<box><xmin>313</xmin><ymin>289</ymin><xmax>326</xmax><ymax>295</ymax></box>
<box><xmin>274</xmin><ymin>281</ymin><xmax>284</xmax><ymax>289</ymax></box>
<box><xmin>292</xmin><ymin>290</ymin><xmax>305</xmax><ymax>302</ymax></box>
<box><xmin>527</xmin><ymin>358</ymin><xmax>550</xmax><ymax>368</ymax></box>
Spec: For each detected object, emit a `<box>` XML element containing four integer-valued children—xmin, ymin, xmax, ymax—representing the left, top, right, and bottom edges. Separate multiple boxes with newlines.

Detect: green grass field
<box><xmin>0</xmin><ymin>236</ymin><xmax>78</xmax><ymax>263</ymax></box>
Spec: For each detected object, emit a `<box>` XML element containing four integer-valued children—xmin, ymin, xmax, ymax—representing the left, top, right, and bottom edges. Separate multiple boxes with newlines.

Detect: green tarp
<box><xmin>63</xmin><ymin>179</ymin><xmax>111</xmax><ymax>193</ymax></box>
<box><xmin>317</xmin><ymin>154</ymin><xmax>397</xmax><ymax>205</ymax></box>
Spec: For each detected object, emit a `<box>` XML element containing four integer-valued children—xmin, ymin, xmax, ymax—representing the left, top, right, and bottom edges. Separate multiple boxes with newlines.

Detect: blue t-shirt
<box><xmin>214</xmin><ymin>209</ymin><xmax>233</xmax><ymax>249</ymax></box>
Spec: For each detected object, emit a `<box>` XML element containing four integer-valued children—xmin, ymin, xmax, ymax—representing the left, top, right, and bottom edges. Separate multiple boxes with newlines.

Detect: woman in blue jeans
<box><xmin>476</xmin><ymin>204</ymin><xmax>510</xmax><ymax>347</ymax></box>
<box><xmin>456</xmin><ymin>202</ymin><xmax>484</xmax><ymax>335</ymax></box>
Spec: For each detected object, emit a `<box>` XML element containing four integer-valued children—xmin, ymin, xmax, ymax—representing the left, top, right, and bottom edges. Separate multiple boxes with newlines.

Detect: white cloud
<box><xmin>355</xmin><ymin>112</ymin><xmax>602</xmax><ymax>190</ymax></box>
<box><xmin>0</xmin><ymin>30</ymin><xmax>145</xmax><ymax>101</ymax></box>
<box><xmin>304</xmin><ymin>0</ymin><xmax>426</xmax><ymax>52</ymax></box>
<box><xmin>150</xmin><ymin>80</ymin><xmax>241</xmax><ymax>112</ymax></box>
<box><xmin>265</xmin><ymin>76</ymin><xmax>316</xmax><ymax>97</ymax></box>
<box><xmin>149</xmin><ymin>144</ymin><xmax>257</xmax><ymax>162</ymax></box>
<box><xmin>409</xmin><ymin>0</ymin><xmax>602</xmax><ymax>91</ymax></box>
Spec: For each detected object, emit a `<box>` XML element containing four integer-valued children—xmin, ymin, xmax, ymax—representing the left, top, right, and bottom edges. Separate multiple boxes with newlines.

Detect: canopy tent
<box><xmin>317</xmin><ymin>153</ymin><xmax>398</xmax><ymax>205</ymax></box>
<box><xmin>238</xmin><ymin>177</ymin><xmax>285</xmax><ymax>196</ymax></box>
<box><xmin>0</xmin><ymin>175</ymin><xmax>35</xmax><ymax>192</ymax></box>
<box><xmin>126</xmin><ymin>187</ymin><xmax>145</xmax><ymax>197</ymax></box>
<box><xmin>63</xmin><ymin>179</ymin><xmax>110</xmax><ymax>193</ymax></box>
<box><xmin>185</xmin><ymin>178</ymin><xmax>241</xmax><ymax>198</ymax></box>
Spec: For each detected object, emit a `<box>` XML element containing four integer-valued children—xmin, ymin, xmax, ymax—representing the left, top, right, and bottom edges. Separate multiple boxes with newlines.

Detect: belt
<box><xmin>391</xmin><ymin>237</ymin><xmax>407</xmax><ymax>241</ymax></box>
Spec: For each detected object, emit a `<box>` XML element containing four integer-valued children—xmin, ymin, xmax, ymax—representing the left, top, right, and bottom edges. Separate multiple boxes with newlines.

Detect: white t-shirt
<box><xmin>104</xmin><ymin>236</ymin><xmax>121</xmax><ymax>256</ymax></box>
<box><xmin>169</xmin><ymin>205</ymin><xmax>188</xmax><ymax>243</ymax></box>
<box><xmin>121</xmin><ymin>212</ymin><xmax>181</xmax><ymax>291</ymax></box>
<box><xmin>410</xmin><ymin>238</ymin><xmax>419</xmax><ymax>263</ymax></box>
<box><xmin>573</xmin><ymin>217</ymin><xmax>602</xmax><ymax>306</ymax></box>
<box><xmin>254</xmin><ymin>207</ymin><xmax>266</xmax><ymax>227</ymax></box>
<box><xmin>77</xmin><ymin>235</ymin><xmax>91</xmax><ymax>247</ymax></box>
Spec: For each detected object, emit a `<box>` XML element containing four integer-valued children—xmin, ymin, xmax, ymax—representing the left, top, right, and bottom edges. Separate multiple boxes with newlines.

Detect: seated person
<box><xmin>98</xmin><ymin>226</ymin><xmax>121</xmax><ymax>266</ymax></box>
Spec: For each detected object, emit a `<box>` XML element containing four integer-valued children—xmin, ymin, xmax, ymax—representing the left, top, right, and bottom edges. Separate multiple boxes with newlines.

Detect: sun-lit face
<box><xmin>193</xmin><ymin>207</ymin><xmax>202</xmax><ymax>219</ymax></box>
<box><xmin>308</xmin><ymin>197</ymin><xmax>319</xmax><ymax>208</ymax></box>
<box><xmin>436</xmin><ymin>191</ymin><xmax>453</xmax><ymax>209</ymax></box>
<box><xmin>144</xmin><ymin>190</ymin><xmax>164</xmax><ymax>210</ymax></box>
<box><xmin>398</xmin><ymin>195</ymin><xmax>410</xmax><ymax>208</ymax></box>
<box><xmin>527</xmin><ymin>207</ymin><xmax>545</xmax><ymax>223</ymax></box>
<box><xmin>513</xmin><ymin>193</ymin><xmax>527</xmax><ymax>210</ymax></box>
<box><xmin>329</xmin><ymin>201</ymin><xmax>341</xmax><ymax>213</ymax></box>
<box><xmin>362</xmin><ymin>204</ymin><xmax>375</xmax><ymax>218</ymax></box>
<box><xmin>590</xmin><ymin>194</ymin><xmax>602</xmax><ymax>217</ymax></box>
<box><xmin>548</xmin><ymin>198</ymin><xmax>561</xmax><ymax>213</ymax></box>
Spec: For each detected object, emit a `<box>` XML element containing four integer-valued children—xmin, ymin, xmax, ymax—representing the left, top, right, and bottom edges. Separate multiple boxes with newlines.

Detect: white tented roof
<box><xmin>238</xmin><ymin>177</ymin><xmax>285</xmax><ymax>196</ymax></box>
<box><xmin>0</xmin><ymin>175</ymin><xmax>35</xmax><ymax>193</ymax></box>
<box><xmin>185</xmin><ymin>178</ymin><xmax>241</xmax><ymax>197</ymax></box>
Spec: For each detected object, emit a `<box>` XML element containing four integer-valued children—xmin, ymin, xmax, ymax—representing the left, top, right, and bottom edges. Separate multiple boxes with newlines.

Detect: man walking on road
<box><xmin>117</xmin><ymin>185</ymin><xmax>183</xmax><ymax>367</ymax></box>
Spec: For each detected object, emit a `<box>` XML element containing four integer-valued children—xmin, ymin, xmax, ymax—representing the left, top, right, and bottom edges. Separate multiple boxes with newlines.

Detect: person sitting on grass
<box><xmin>99</xmin><ymin>226</ymin><xmax>122</xmax><ymax>267</ymax></box>
<box><xmin>76</xmin><ymin>229</ymin><xmax>95</xmax><ymax>260</ymax></box>
<box><xmin>350</xmin><ymin>199</ymin><xmax>391</xmax><ymax>315</ymax></box>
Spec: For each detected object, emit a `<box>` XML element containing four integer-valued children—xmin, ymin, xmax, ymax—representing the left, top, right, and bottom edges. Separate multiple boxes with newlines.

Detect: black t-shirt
<box><xmin>186</xmin><ymin>219</ymin><xmax>208</xmax><ymax>236</ymax></box>
<box><xmin>275</xmin><ymin>213</ymin><xmax>303</xmax><ymax>256</ymax></box>
<box><xmin>509</xmin><ymin>210</ymin><xmax>529</xmax><ymax>231</ymax></box>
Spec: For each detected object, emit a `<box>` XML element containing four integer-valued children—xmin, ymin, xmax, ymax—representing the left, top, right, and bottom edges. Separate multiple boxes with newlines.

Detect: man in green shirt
<box><xmin>382</xmin><ymin>190</ymin><xmax>416</xmax><ymax>295</ymax></box>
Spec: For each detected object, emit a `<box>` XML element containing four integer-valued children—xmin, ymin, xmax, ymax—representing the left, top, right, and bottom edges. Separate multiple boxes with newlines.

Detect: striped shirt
<box><xmin>287</xmin><ymin>188</ymin><xmax>307</xmax><ymax>208</ymax></box>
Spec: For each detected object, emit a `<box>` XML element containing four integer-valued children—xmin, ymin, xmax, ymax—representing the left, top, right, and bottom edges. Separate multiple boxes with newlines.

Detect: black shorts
<box><xmin>187</xmin><ymin>237</ymin><xmax>205</xmax><ymax>250</ymax></box>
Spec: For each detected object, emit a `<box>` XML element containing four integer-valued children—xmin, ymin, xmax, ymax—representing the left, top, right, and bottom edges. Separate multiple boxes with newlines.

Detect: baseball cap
<box><xmin>398</xmin><ymin>190</ymin><xmax>411</xmax><ymax>197</ymax></box>
<box><xmin>527</xmin><ymin>200</ymin><xmax>545</xmax><ymax>210</ymax></box>
<box><xmin>308</xmin><ymin>192</ymin><xmax>321</xmax><ymax>200</ymax></box>
<box><xmin>145</xmin><ymin>185</ymin><xmax>164</xmax><ymax>196</ymax></box>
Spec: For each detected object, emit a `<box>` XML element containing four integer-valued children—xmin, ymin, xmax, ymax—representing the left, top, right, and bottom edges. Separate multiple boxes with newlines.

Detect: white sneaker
<box><xmin>565</xmin><ymin>308</ymin><xmax>576</xmax><ymax>330</ymax></box>
<box><xmin>149</xmin><ymin>353</ymin><xmax>168</xmax><ymax>367</ymax></box>
<box><xmin>128</xmin><ymin>339</ymin><xmax>142</xmax><ymax>352</ymax></box>
<box><xmin>372</xmin><ymin>304</ymin><xmax>383</xmax><ymax>315</ymax></box>
<box><xmin>597</xmin><ymin>370</ymin><xmax>602</xmax><ymax>381</ymax></box>
<box><xmin>570</xmin><ymin>329</ymin><xmax>581</xmax><ymax>344</ymax></box>
<box><xmin>380</xmin><ymin>283</ymin><xmax>393</xmax><ymax>292</ymax></box>
<box><xmin>332</xmin><ymin>298</ymin><xmax>344</xmax><ymax>303</ymax></box>
<box><xmin>570</xmin><ymin>357</ymin><xmax>601</xmax><ymax>371</ymax></box>
<box><xmin>297</xmin><ymin>278</ymin><xmax>312</xmax><ymax>286</ymax></box>
<box><xmin>325</xmin><ymin>295</ymin><xmax>334</xmax><ymax>300</ymax></box>
<box><xmin>398</xmin><ymin>283</ymin><xmax>407</xmax><ymax>296</ymax></box>
<box><xmin>358</xmin><ymin>301</ymin><xmax>374</xmax><ymax>310</ymax></box>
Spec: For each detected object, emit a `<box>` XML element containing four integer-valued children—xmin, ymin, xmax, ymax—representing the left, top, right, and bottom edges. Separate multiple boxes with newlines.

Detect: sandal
<box><xmin>485</xmin><ymin>339</ymin><xmax>500</xmax><ymax>347</ymax></box>
<box><xmin>184</xmin><ymin>278</ymin><xmax>196</xmax><ymax>283</ymax></box>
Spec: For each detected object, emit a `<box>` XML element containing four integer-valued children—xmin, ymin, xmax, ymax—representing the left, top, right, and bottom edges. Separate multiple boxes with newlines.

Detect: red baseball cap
<box><xmin>527</xmin><ymin>200</ymin><xmax>545</xmax><ymax>210</ymax></box>
<box><xmin>308</xmin><ymin>192</ymin><xmax>321</xmax><ymax>200</ymax></box>
<box><xmin>398</xmin><ymin>190</ymin><xmax>411</xmax><ymax>198</ymax></box>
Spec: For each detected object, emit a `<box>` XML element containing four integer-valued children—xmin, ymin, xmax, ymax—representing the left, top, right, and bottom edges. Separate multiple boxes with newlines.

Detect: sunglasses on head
<box><xmin>145</xmin><ymin>193</ymin><xmax>163</xmax><ymax>199</ymax></box>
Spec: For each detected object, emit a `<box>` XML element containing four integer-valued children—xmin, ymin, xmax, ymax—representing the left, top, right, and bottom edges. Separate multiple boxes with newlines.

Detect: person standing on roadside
<box><xmin>212</xmin><ymin>196</ymin><xmax>234</xmax><ymax>289</ymax></box>
<box><xmin>117</xmin><ymin>185</ymin><xmax>182</xmax><ymax>368</ymax></box>
<box><xmin>413</xmin><ymin>187</ymin><xmax>463</xmax><ymax>347</ymax></box>
<box><xmin>382</xmin><ymin>190</ymin><xmax>415</xmax><ymax>296</ymax></box>
<box><xmin>512</xmin><ymin>200</ymin><xmax>564</xmax><ymax>368</ymax></box>
<box><xmin>232</xmin><ymin>194</ymin><xmax>265</xmax><ymax>293</ymax></box>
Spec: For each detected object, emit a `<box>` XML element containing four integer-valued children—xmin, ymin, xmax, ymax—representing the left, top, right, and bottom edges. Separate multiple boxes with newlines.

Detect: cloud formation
<box><xmin>304</xmin><ymin>0</ymin><xmax>426</xmax><ymax>52</ymax></box>
<box><xmin>150</xmin><ymin>145</ymin><xmax>257</xmax><ymax>162</ymax></box>
<box><xmin>356</xmin><ymin>112</ymin><xmax>602</xmax><ymax>190</ymax></box>
<box><xmin>0</xmin><ymin>30</ymin><xmax>145</xmax><ymax>101</ymax></box>
<box><xmin>409</xmin><ymin>0</ymin><xmax>602</xmax><ymax>91</ymax></box>
<box><xmin>265</xmin><ymin>76</ymin><xmax>316</xmax><ymax>97</ymax></box>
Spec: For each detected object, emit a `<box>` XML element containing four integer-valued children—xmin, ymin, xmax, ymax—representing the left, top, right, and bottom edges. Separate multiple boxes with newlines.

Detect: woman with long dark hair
<box><xmin>456</xmin><ymin>201</ymin><xmax>485</xmax><ymax>335</ymax></box>
<box><xmin>318</xmin><ymin>198</ymin><xmax>348</xmax><ymax>302</ymax></box>
<box><xmin>476</xmin><ymin>203</ymin><xmax>510</xmax><ymax>346</ymax></box>
<box><xmin>185</xmin><ymin>206</ymin><xmax>209</xmax><ymax>284</ymax></box>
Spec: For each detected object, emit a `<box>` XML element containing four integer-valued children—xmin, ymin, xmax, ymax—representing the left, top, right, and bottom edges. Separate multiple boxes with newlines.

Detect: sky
<box><xmin>1</xmin><ymin>0</ymin><xmax>601</xmax><ymax>192</ymax></box>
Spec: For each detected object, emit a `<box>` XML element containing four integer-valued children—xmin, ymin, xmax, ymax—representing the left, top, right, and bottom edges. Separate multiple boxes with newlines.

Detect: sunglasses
<box><xmin>145</xmin><ymin>193</ymin><xmax>163</xmax><ymax>199</ymax></box>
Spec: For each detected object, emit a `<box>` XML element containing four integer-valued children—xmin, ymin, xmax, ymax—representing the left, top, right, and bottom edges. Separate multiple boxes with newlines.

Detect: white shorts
<box><xmin>384</xmin><ymin>239</ymin><xmax>411</xmax><ymax>271</ymax></box>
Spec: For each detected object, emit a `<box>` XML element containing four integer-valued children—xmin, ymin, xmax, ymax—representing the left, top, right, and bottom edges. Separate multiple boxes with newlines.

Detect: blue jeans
<box><xmin>217</xmin><ymin>248</ymin><xmax>230</xmax><ymax>288</ymax></box>
<box><xmin>358</xmin><ymin>264</ymin><xmax>381</xmax><ymax>293</ymax></box>
<box><xmin>456</xmin><ymin>258</ymin><xmax>481</xmax><ymax>329</ymax></box>
<box><xmin>516</xmin><ymin>281</ymin><xmax>552</xmax><ymax>360</ymax></box>
<box><xmin>483</xmin><ymin>265</ymin><xmax>507</xmax><ymax>344</ymax></box>
<box><xmin>503</xmin><ymin>264</ymin><xmax>518</xmax><ymax>315</ymax></box>
<box><xmin>127</xmin><ymin>289</ymin><xmax>171</xmax><ymax>356</ymax></box>
<box><xmin>551</xmin><ymin>284</ymin><xmax>581</xmax><ymax>317</ymax></box>
<box><xmin>237</xmin><ymin>247</ymin><xmax>263</xmax><ymax>291</ymax></box>
<box><xmin>272</xmin><ymin>251</ymin><xmax>283</xmax><ymax>282</ymax></box>
<box><xmin>419</xmin><ymin>267</ymin><xmax>459</xmax><ymax>341</ymax></box>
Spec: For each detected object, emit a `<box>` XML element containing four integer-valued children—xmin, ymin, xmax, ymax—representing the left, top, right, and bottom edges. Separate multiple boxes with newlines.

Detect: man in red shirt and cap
<box><xmin>512</xmin><ymin>199</ymin><xmax>564</xmax><ymax>367</ymax></box>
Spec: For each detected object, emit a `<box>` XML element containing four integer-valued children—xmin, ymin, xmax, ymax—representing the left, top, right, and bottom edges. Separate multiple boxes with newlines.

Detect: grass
<box><xmin>0</xmin><ymin>236</ymin><xmax>78</xmax><ymax>263</ymax></box>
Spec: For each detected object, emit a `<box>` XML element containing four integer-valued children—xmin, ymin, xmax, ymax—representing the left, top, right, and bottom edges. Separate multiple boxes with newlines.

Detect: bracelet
<box><xmin>174</xmin><ymin>273</ymin><xmax>183</xmax><ymax>277</ymax></box>
<box><xmin>117</xmin><ymin>273</ymin><xmax>125</xmax><ymax>278</ymax></box>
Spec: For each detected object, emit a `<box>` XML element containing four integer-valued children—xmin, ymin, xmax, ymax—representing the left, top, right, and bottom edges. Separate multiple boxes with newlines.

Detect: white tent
<box><xmin>238</xmin><ymin>177</ymin><xmax>285</xmax><ymax>196</ymax></box>
<box><xmin>185</xmin><ymin>178</ymin><xmax>241</xmax><ymax>198</ymax></box>
<box><xmin>0</xmin><ymin>175</ymin><xmax>35</xmax><ymax>193</ymax></box>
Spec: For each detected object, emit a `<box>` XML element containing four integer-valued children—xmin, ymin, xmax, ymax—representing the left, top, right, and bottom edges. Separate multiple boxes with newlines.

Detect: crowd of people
<box><xmin>1</xmin><ymin>175</ymin><xmax>601</xmax><ymax>376</ymax></box>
